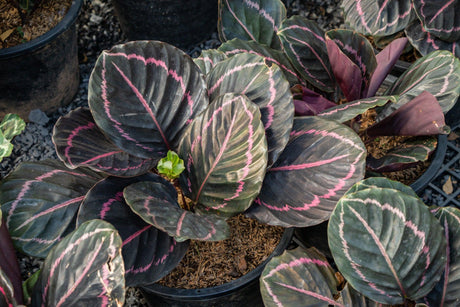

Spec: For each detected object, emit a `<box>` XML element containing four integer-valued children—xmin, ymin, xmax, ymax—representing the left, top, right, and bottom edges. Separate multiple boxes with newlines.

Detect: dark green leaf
<box><xmin>345</xmin><ymin>177</ymin><xmax>418</xmax><ymax>198</ymax></box>
<box><xmin>32</xmin><ymin>220</ymin><xmax>125</xmax><ymax>306</ymax></box>
<box><xmin>193</xmin><ymin>49</ymin><xmax>228</xmax><ymax>75</ymax></box>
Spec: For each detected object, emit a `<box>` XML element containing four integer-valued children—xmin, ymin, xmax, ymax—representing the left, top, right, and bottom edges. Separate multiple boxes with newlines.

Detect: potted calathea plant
<box><xmin>0</xmin><ymin>0</ymin><xmax>82</xmax><ymax>119</ymax></box>
<box><xmin>215</xmin><ymin>0</ymin><xmax>460</xmax><ymax>191</ymax></box>
<box><xmin>0</xmin><ymin>38</ymin><xmax>368</xmax><ymax>305</ymax></box>
<box><xmin>340</xmin><ymin>0</ymin><xmax>460</xmax><ymax>58</ymax></box>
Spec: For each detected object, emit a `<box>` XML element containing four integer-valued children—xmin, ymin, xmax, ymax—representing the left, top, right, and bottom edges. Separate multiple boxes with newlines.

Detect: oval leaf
<box><xmin>425</xmin><ymin>207</ymin><xmax>460</xmax><ymax>306</ymax></box>
<box><xmin>341</xmin><ymin>0</ymin><xmax>413</xmax><ymax>36</ymax></box>
<box><xmin>193</xmin><ymin>49</ymin><xmax>228</xmax><ymax>76</ymax></box>
<box><xmin>77</xmin><ymin>175</ymin><xmax>189</xmax><ymax>287</ymax></box>
<box><xmin>383</xmin><ymin>50</ymin><xmax>460</xmax><ymax>116</ymax></box>
<box><xmin>218</xmin><ymin>38</ymin><xmax>302</xmax><ymax>85</ymax></box>
<box><xmin>0</xmin><ymin>160</ymin><xmax>104</xmax><ymax>258</ymax></box>
<box><xmin>88</xmin><ymin>41</ymin><xmax>209</xmax><ymax>159</ymax></box>
<box><xmin>318</xmin><ymin>96</ymin><xmax>397</xmax><ymax>123</ymax></box>
<box><xmin>328</xmin><ymin>184</ymin><xmax>447</xmax><ymax>305</ymax></box>
<box><xmin>261</xmin><ymin>246</ymin><xmax>340</xmax><ymax>307</ymax></box>
<box><xmin>278</xmin><ymin>16</ymin><xmax>335</xmax><ymax>92</ymax></box>
<box><xmin>218</xmin><ymin>0</ymin><xmax>286</xmax><ymax>49</ymax></box>
<box><xmin>325</xmin><ymin>29</ymin><xmax>378</xmax><ymax>102</ymax></box>
<box><xmin>32</xmin><ymin>219</ymin><xmax>125</xmax><ymax>306</ymax></box>
<box><xmin>413</xmin><ymin>0</ymin><xmax>460</xmax><ymax>42</ymax></box>
<box><xmin>124</xmin><ymin>181</ymin><xmax>230</xmax><ymax>241</ymax></box>
<box><xmin>207</xmin><ymin>53</ymin><xmax>293</xmax><ymax>167</ymax></box>
<box><xmin>405</xmin><ymin>19</ymin><xmax>460</xmax><ymax>58</ymax></box>
<box><xmin>53</xmin><ymin>107</ymin><xmax>156</xmax><ymax>177</ymax></box>
<box><xmin>178</xmin><ymin>93</ymin><xmax>268</xmax><ymax>215</ymax></box>
<box><xmin>247</xmin><ymin>117</ymin><xmax>366</xmax><ymax>227</ymax></box>
<box><xmin>346</xmin><ymin>177</ymin><xmax>418</xmax><ymax>198</ymax></box>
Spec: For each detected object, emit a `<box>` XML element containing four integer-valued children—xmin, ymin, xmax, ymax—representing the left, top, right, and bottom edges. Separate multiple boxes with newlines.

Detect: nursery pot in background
<box><xmin>140</xmin><ymin>228</ymin><xmax>294</xmax><ymax>307</ymax></box>
<box><xmin>111</xmin><ymin>0</ymin><xmax>218</xmax><ymax>48</ymax></box>
<box><xmin>0</xmin><ymin>0</ymin><xmax>82</xmax><ymax>120</ymax></box>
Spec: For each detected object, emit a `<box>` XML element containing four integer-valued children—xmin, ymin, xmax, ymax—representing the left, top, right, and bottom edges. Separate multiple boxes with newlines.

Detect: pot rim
<box><xmin>0</xmin><ymin>0</ymin><xmax>83</xmax><ymax>59</ymax></box>
<box><xmin>140</xmin><ymin>227</ymin><xmax>294</xmax><ymax>300</ymax></box>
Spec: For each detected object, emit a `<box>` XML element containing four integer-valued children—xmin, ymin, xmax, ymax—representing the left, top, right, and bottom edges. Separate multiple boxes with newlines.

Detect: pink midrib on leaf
<box><xmin>6</xmin><ymin>169</ymin><xmax>92</xmax><ymax>229</ymax></box>
<box><xmin>269</xmin><ymin>154</ymin><xmax>349</xmax><ymax>172</ymax></box>
<box><xmin>0</xmin><ymin>285</ymin><xmax>13</xmax><ymax>307</ymax></box>
<box><xmin>123</xmin><ymin>225</ymin><xmax>152</xmax><ymax>247</ymax></box>
<box><xmin>64</xmin><ymin>121</ymin><xmax>96</xmax><ymax>167</ymax></box>
<box><xmin>112</xmin><ymin>62</ymin><xmax>170</xmax><ymax>151</ymax></box>
<box><xmin>100</xmin><ymin>192</ymin><xmax>124</xmax><ymax>220</ymax></box>
<box><xmin>274</xmin><ymin>282</ymin><xmax>345</xmax><ymax>307</ymax></box>
<box><xmin>264</xmin><ymin>257</ymin><xmax>330</xmax><ymax>279</ymax></box>
<box><xmin>371</xmin><ymin>0</ymin><xmax>412</xmax><ymax>32</ymax></box>
<box><xmin>208</xmin><ymin>61</ymin><xmax>264</xmax><ymax>95</ymax></box>
<box><xmin>243</xmin><ymin>0</ymin><xmax>279</xmax><ymax>31</ymax></box>
<box><xmin>422</xmin><ymin>0</ymin><xmax>460</xmax><ymax>33</ymax></box>
<box><xmin>42</xmin><ymin>228</ymin><xmax>114</xmax><ymax>307</ymax></box>
<box><xmin>355</xmin><ymin>0</ymin><xmax>373</xmax><ymax>34</ymax></box>
<box><xmin>224</xmin><ymin>0</ymin><xmax>257</xmax><ymax>41</ymax></box>
<box><xmin>97</xmin><ymin>264</ymin><xmax>110</xmax><ymax>307</ymax></box>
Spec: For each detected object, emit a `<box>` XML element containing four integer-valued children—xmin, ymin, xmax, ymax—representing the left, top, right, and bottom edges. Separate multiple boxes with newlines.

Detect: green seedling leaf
<box><xmin>22</xmin><ymin>269</ymin><xmax>40</xmax><ymax>306</ymax></box>
<box><xmin>0</xmin><ymin>114</ymin><xmax>25</xmax><ymax>140</ymax></box>
<box><xmin>157</xmin><ymin>150</ymin><xmax>185</xmax><ymax>180</ymax></box>
<box><xmin>0</xmin><ymin>132</ymin><xmax>13</xmax><ymax>162</ymax></box>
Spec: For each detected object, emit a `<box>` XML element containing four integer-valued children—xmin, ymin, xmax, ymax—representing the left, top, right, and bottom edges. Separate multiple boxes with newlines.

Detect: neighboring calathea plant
<box><xmin>0</xmin><ymin>113</ymin><xmax>25</xmax><ymax>162</ymax></box>
<box><xmin>340</xmin><ymin>0</ymin><xmax>460</xmax><ymax>58</ymax></box>
<box><xmin>0</xmin><ymin>39</ymin><xmax>367</xmax><ymax>302</ymax></box>
<box><xmin>260</xmin><ymin>177</ymin><xmax>459</xmax><ymax>306</ymax></box>
<box><xmin>214</xmin><ymin>0</ymin><xmax>460</xmax><ymax>178</ymax></box>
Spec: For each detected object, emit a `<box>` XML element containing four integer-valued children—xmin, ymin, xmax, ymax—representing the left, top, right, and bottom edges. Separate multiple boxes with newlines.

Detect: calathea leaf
<box><xmin>76</xmin><ymin>175</ymin><xmax>189</xmax><ymax>287</ymax></box>
<box><xmin>0</xmin><ymin>269</ymin><xmax>16</xmax><ymax>307</ymax></box>
<box><xmin>291</xmin><ymin>84</ymin><xmax>336</xmax><ymax>116</ymax></box>
<box><xmin>260</xmin><ymin>246</ymin><xmax>340</xmax><ymax>307</ymax></box>
<box><xmin>366</xmin><ymin>37</ymin><xmax>408</xmax><ymax>98</ymax></box>
<box><xmin>193</xmin><ymin>49</ymin><xmax>228</xmax><ymax>76</ymax></box>
<box><xmin>207</xmin><ymin>53</ymin><xmax>293</xmax><ymax>167</ymax></box>
<box><xmin>88</xmin><ymin>40</ymin><xmax>209</xmax><ymax>160</ymax></box>
<box><xmin>218</xmin><ymin>38</ymin><xmax>302</xmax><ymax>85</ymax></box>
<box><xmin>53</xmin><ymin>107</ymin><xmax>156</xmax><ymax>177</ymax></box>
<box><xmin>325</xmin><ymin>29</ymin><xmax>377</xmax><ymax>102</ymax></box>
<box><xmin>278</xmin><ymin>16</ymin><xmax>335</xmax><ymax>93</ymax></box>
<box><xmin>382</xmin><ymin>50</ymin><xmax>460</xmax><ymax>117</ymax></box>
<box><xmin>412</xmin><ymin>0</ymin><xmax>460</xmax><ymax>42</ymax></box>
<box><xmin>124</xmin><ymin>181</ymin><xmax>230</xmax><ymax>241</ymax></box>
<box><xmin>32</xmin><ymin>219</ymin><xmax>125</xmax><ymax>306</ymax></box>
<box><xmin>178</xmin><ymin>93</ymin><xmax>267</xmax><ymax>215</ymax></box>
<box><xmin>318</xmin><ymin>96</ymin><xmax>397</xmax><ymax>123</ymax></box>
<box><xmin>328</xmin><ymin>181</ymin><xmax>447</xmax><ymax>305</ymax></box>
<box><xmin>345</xmin><ymin>176</ymin><xmax>418</xmax><ymax>198</ymax></box>
<box><xmin>340</xmin><ymin>0</ymin><xmax>413</xmax><ymax>36</ymax></box>
<box><xmin>0</xmin><ymin>159</ymin><xmax>104</xmax><ymax>258</ymax></box>
<box><xmin>367</xmin><ymin>136</ymin><xmax>438</xmax><ymax>172</ymax></box>
<box><xmin>424</xmin><ymin>207</ymin><xmax>460</xmax><ymax>307</ymax></box>
<box><xmin>0</xmin><ymin>113</ymin><xmax>25</xmax><ymax>141</ymax></box>
<box><xmin>369</xmin><ymin>91</ymin><xmax>450</xmax><ymax>137</ymax></box>
<box><xmin>246</xmin><ymin>116</ymin><xmax>366</xmax><ymax>228</ymax></box>
<box><xmin>218</xmin><ymin>0</ymin><xmax>286</xmax><ymax>49</ymax></box>
<box><xmin>0</xmin><ymin>213</ymin><xmax>23</xmax><ymax>305</ymax></box>
<box><xmin>405</xmin><ymin>19</ymin><xmax>460</xmax><ymax>58</ymax></box>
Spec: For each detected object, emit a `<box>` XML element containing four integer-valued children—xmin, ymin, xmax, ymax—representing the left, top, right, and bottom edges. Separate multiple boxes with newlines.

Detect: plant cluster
<box><xmin>341</xmin><ymin>0</ymin><xmax>460</xmax><ymax>58</ymax></box>
<box><xmin>0</xmin><ymin>0</ymin><xmax>459</xmax><ymax>306</ymax></box>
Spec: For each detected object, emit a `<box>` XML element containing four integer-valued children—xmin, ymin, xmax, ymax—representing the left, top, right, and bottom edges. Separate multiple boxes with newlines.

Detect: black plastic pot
<box><xmin>0</xmin><ymin>0</ymin><xmax>82</xmax><ymax>120</ymax></box>
<box><xmin>140</xmin><ymin>227</ymin><xmax>294</xmax><ymax>307</ymax></box>
<box><xmin>111</xmin><ymin>0</ymin><xmax>218</xmax><ymax>49</ymax></box>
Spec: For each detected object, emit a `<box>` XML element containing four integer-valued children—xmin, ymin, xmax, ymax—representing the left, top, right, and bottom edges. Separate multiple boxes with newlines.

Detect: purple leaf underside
<box><xmin>292</xmin><ymin>84</ymin><xmax>336</xmax><ymax>116</ymax></box>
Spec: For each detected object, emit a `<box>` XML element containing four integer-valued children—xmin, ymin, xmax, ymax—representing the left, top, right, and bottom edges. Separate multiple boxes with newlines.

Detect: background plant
<box><xmin>0</xmin><ymin>114</ymin><xmax>25</xmax><ymax>162</ymax></box>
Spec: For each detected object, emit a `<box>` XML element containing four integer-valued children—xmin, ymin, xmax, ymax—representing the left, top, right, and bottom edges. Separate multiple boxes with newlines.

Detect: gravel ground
<box><xmin>2</xmin><ymin>0</ymin><xmax>458</xmax><ymax>305</ymax></box>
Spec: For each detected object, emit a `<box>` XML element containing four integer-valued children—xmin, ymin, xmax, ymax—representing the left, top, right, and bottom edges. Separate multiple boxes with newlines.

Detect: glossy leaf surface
<box><xmin>278</xmin><ymin>16</ymin><xmax>335</xmax><ymax>92</ymax></box>
<box><xmin>88</xmin><ymin>41</ymin><xmax>209</xmax><ymax>159</ymax></box>
<box><xmin>0</xmin><ymin>160</ymin><xmax>104</xmax><ymax>258</ymax></box>
<box><xmin>32</xmin><ymin>220</ymin><xmax>125</xmax><ymax>306</ymax></box>
<box><xmin>413</xmin><ymin>0</ymin><xmax>460</xmax><ymax>42</ymax></box>
<box><xmin>325</xmin><ymin>29</ymin><xmax>377</xmax><ymax>102</ymax></box>
<box><xmin>383</xmin><ymin>50</ymin><xmax>460</xmax><ymax>116</ymax></box>
<box><xmin>218</xmin><ymin>0</ymin><xmax>286</xmax><ymax>49</ymax></box>
<box><xmin>318</xmin><ymin>96</ymin><xmax>396</xmax><ymax>123</ymax></box>
<box><xmin>425</xmin><ymin>207</ymin><xmax>460</xmax><ymax>307</ymax></box>
<box><xmin>207</xmin><ymin>53</ymin><xmax>293</xmax><ymax>167</ymax></box>
<box><xmin>340</xmin><ymin>0</ymin><xmax>413</xmax><ymax>36</ymax></box>
<box><xmin>328</xmin><ymin>183</ymin><xmax>447</xmax><ymax>305</ymax></box>
<box><xmin>178</xmin><ymin>93</ymin><xmax>267</xmax><ymax>215</ymax></box>
<box><xmin>261</xmin><ymin>246</ymin><xmax>339</xmax><ymax>307</ymax></box>
<box><xmin>218</xmin><ymin>38</ymin><xmax>301</xmax><ymax>85</ymax></box>
<box><xmin>247</xmin><ymin>116</ymin><xmax>366</xmax><ymax>227</ymax></box>
<box><xmin>77</xmin><ymin>175</ymin><xmax>189</xmax><ymax>286</ymax></box>
<box><xmin>53</xmin><ymin>107</ymin><xmax>156</xmax><ymax>177</ymax></box>
<box><xmin>367</xmin><ymin>137</ymin><xmax>437</xmax><ymax>172</ymax></box>
<box><xmin>124</xmin><ymin>181</ymin><xmax>230</xmax><ymax>241</ymax></box>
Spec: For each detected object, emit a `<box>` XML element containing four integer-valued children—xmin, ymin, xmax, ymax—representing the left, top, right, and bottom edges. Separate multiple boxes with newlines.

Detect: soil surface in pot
<box><xmin>157</xmin><ymin>214</ymin><xmax>284</xmax><ymax>289</ymax></box>
<box><xmin>0</xmin><ymin>0</ymin><xmax>71</xmax><ymax>48</ymax></box>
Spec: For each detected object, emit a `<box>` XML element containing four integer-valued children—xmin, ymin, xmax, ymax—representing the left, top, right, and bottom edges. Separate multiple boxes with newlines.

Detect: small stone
<box><xmin>28</xmin><ymin>109</ymin><xmax>49</xmax><ymax>125</ymax></box>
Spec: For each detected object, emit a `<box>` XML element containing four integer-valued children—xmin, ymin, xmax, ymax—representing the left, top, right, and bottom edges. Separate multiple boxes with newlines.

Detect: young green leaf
<box><xmin>157</xmin><ymin>150</ymin><xmax>185</xmax><ymax>180</ymax></box>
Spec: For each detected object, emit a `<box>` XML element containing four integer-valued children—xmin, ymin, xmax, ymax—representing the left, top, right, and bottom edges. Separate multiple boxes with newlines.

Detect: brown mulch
<box><xmin>157</xmin><ymin>214</ymin><xmax>284</xmax><ymax>289</ymax></box>
<box><xmin>0</xmin><ymin>0</ymin><xmax>71</xmax><ymax>48</ymax></box>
